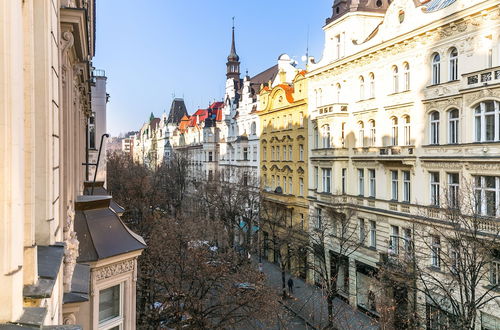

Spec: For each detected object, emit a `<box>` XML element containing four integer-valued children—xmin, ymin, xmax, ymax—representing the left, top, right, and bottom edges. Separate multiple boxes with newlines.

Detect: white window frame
<box><xmin>322</xmin><ymin>125</ymin><xmax>331</xmax><ymax>149</ymax></box>
<box><xmin>299</xmin><ymin>177</ymin><xmax>304</xmax><ymax>196</ymax></box>
<box><xmin>358</xmin><ymin>168</ymin><xmax>365</xmax><ymax>196</ymax></box>
<box><xmin>369</xmin><ymin>169</ymin><xmax>376</xmax><ymax>198</ymax></box>
<box><xmin>98</xmin><ymin>283</ymin><xmax>124</xmax><ymax>330</ymax></box>
<box><xmin>448</xmin><ymin>173</ymin><xmax>459</xmax><ymax>209</ymax></box>
<box><xmin>389</xmin><ymin>225</ymin><xmax>399</xmax><ymax>255</ymax></box>
<box><xmin>322</xmin><ymin>168</ymin><xmax>332</xmax><ymax>193</ymax></box>
<box><xmin>432</xmin><ymin>53</ymin><xmax>441</xmax><ymax>85</ymax></box>
<box><xmin>342</xmin><ymin>168</ymin><xmax>347</xmax><ymax>194</ymax></box>
<box><xmin>359</xmin><ymin>76</ymin><xmax>365</xmax><ymax>100</ymax></box>
<box><xmin>369</xmin><ymin>120</ymin><xmax>376</xmax><ymax>147</ymax></box>
<box><xmin>403</xmin><ymin>116</ymin><xmax>411</xmax><ymax>146</ymax></box>
<box><xmin>448</xmin><ymin>109</ymin><xmax>459</xmax><ymax>144</ymax></box>
<box><xmin>431</xmin><ymin>236</ymin><xmax>441</xmax><ymax>269</ymax></box>
<box><xmin>474</xmin><ymin>176</ymin><xmax>500</xmax><ymax>217</ymax></box>
<box><xmin>474</xmin><ymin>101</ymin><xmax>500</xmax><ymax>142</ymax></box>
<box><xmin>289</xmin><ymin>176</ymin><xmax>293</xmax><ymax>195</ymax></box>
<box><xmin>403</xmin><ymin>62</ymin><xmax>410</xmax><ymax>91</ymax></box>
<box><xmin>429</xmin><ymin>111</ymin><xmax>440</xmax><ymax>145</ymax></box>
<box><xmin>403</xmin><ymin>170</ymin><xmax>411</xmax><ymax>203</ymax></box>
<box><xmin>391</xmin><ymin>170</ymin><xmax>399</xmax><ymax>201</ymax></box>
<box><xmin>430</xmin><ymin>172</ymin><xmax>440</xmax><ymax>206</ymax></box>
<box><xmin>359</xmin><ymin>218</ymin><xmax>366</xmax><ymax>244</ymax></box>
<box><xmin>358</xmin><ymin>122</ymin><xmax>365</xmax><ymax>147</ymax></box>
<box><xmin>391</xmin><ymin>118</ymin><xmax>398</xmax><ymax>146</ymax></box>
<box><xmin>392</xmin><ymin>66</ymin><xmax>399</xmax><ymax>93</ymax></box>
<box><xmin>449</xmin><ymin>48</ymin><xmax>458</xmax><ymax>81</ymax></box>
<box><xmin>491</xmin><ymin>260</ymin><xmax>500</xmax><ymax>286</ymax></box>
<box><xmin>299</xmin><ymin>144</ymin><xmax>304</xmax><ymax>161</ymax></box>
<box><xmin>369</xmin><ymin>220</ymin><xmax>376</xmax><ymax>248</ymax></box>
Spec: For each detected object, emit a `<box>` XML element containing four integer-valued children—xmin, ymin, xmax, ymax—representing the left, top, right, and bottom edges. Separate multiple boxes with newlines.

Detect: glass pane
<box><xmin>485</xmin><ymin>101</ymin><xmax>495</xmax><ymax>112</ymax></box>
<box><xmin>486</xmin><ymin>114</ymin><xmax>495</xmax><ymax>141</ymax></box>
<box><xmin>486</xmin><ymin>191</ymin><xmax>496</xmax><ymax>216</ymax></box>
<box><xmin>99</xmin><ymin>285</ymin><xmax>120</xmax><ymax>323</ymax></box>
<box><xmin>486</xmin><ymin>176</ymin><xmax>496</xmax><ymax>188</ymax></box>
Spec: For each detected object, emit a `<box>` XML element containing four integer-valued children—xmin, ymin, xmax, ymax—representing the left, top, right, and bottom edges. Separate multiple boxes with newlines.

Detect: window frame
<box><xmin>98</xmin><ymin>283</ymin><xmax>124</xmax><ymax>330</ymax></box>
<box><xmin>430</xmin><ymin>172</ymin><xmax>441</xmax><ymax>207</ymax></box>
<box><xmin>368</xmin><ymin>169</ymin><xmax>376</xmax><ymax>198</ymax></box>
<box><xmin>448</xmin><ymin>109</ymin><xmax>459</xmax><ymax>144</ymax></box>
<box><xmin>358</xmin><ymin>168</ymin><xmax>365</xmax><ymax>197</ymax></box>
<box><xmin>432</xmin><ymin>53</ymin><xmax>441</xmax><ymax>85</ymax></box>
<box><xmin>449</xmin><ymin>48</ymin><xmax>458</xmax><ymax>81</ymax></box>
<box><xmin>429</xmin><ymin>111</ymin><xmax>440</xmax><ymax>145</ymax></box>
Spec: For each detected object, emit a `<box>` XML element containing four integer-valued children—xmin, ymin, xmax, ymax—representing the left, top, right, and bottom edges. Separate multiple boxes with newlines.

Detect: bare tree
<box><xmin>402</xmin><ymin>179</ymin><xmax>500</xmax><ymax>329</ymax></box>
<box><xmin>307</xmin><ymin>203</ymin><xmax>376</xmax><ymax>328</ymax></box>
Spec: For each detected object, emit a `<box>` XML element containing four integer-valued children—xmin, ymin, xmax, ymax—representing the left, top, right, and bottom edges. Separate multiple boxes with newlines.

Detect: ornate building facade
<box><xmin>307</xmin><ymin>0</ymin><xmax>500</xmax><ymax>327</ymax></box>
<box><xmin>0</xmin><ymin>1</ymin><xmax>145</xmax><ymax>328</ymax></box>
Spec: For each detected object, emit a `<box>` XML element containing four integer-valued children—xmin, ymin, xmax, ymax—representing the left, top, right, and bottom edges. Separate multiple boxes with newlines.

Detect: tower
<box><xmin>226</xmin><ymin>18</ymin><xmax>240</xmax><ymax>81</ymax></box>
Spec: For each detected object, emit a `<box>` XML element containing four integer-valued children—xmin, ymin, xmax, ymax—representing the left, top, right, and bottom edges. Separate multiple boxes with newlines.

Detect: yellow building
<box><xmin>258</xmin><ymin>70</ymin><xmax>309</xmax><ymax>278</ymax></box>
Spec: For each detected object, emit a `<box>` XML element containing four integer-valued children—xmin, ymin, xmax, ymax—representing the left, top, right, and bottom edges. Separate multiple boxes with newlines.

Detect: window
<box><xmin>322</xmin><ymin>125</ymin><xmax>331</xmax><ymax>148</ymax></box>
<box><xmin>358</xmin><ymin>169</ymin><xmax>365</xmax><ymax>196</ymax></box>
<box><xmin>316</xmin><ymin>208</ymin><xmax>323</xmax><ymax>228</ymax></box>
<box><xmin>88</xmin><ymin>114</ymin><xmax>96</xmax><ymax>149</ymax></box>
<box><xmin>403</xmin><ymin>171</ymin><xmax>411</xmax><ymax>203</ymax></box>
<box><xmin>359</xmin><ymin>218</ymin><xmax>366</xmax><ymax>244</ymax></box>
<box><xmin>391</xmin><ymin>170</ymin><xmax>399</xmax><ymax>201</ymax></box>
<box><xmin>99</xmin><ymin>284</ymin><xmax>122</xmax><ymax>329</ymax></box>
<box><xmin>276</xmin><ymin>146</ymin><xmax>280</xmax><ymax>160</ymax></box>
<box><xmin>491</xmin><ymin>260</ymin><xmax>500</xmax><ymax>285</ymax></box>
<box><xmin>282</xmin><ymin>146</ymin><xmax>287</xmax><ymax>161</ymax></box>
<box><xmin>392</xmin><ymin>66</ymin><xmax>399</xmax><ymax>93</ymax></box>
<box><xmin>335</xmin><ymin>34</ymin><xmax>341</xmax><ymax>59</ymax></box>
<box><xmin>448</xmin><ymin>173</ymin><xmax>459</xmax><ymax>209</ymax></box>
<box><xmin>391</xmin><ymin>117</ymin><xmax>398</xmax><ymax>146</ymax></box>
<box><xmin>288</xmin><ymin>114</ymin><xmax>292</xmax><ymax>129</ymax></box>
<box><xmin>358</xmin><ymin>121</ymin><xmax>365</xmax><ymax>147</ymax></box>
<box><xmin>336</xmin><ymin>83</ymin><xmax>342</xmax><ymax>103</ymax></box>
<box><xmin>403</xmin><ymin>62</ymin><xmax>410</xmax><ymax>91</ymax></box>
<box><xmin>299</xmin><ymin>177</ymin><xmax>304</xmax><ymax>196</ymax></box>
<box><xmin>369</xmin><ymin>220</ymin><xmax>376</xmax><ymax>248</ymax></box>
<box><xmin>251</xmin><ymin>121</ymin><xmax>257</xmax><ymax>135</ymax></box>
<box><xmin>276</xmin><ymin>175</ymin><xmax>280</xmax><ymax>188</ymax></box>
<box><xmin>299</xmin><ymin>144</ymin><xmax>304</xmax><ymax>161</ymax></box>
<box><xmin>474</xmin><ymin>101</ymin><xmax>500</xmax><ymax>142</ymax></box>
<box><xmin>403</xmin><ymin>228</ymin><xmax>412</xmax><ymax>256</ymax></box>
<box><xmin>359</xmin><ymin>76</ymin><xmax>365</xmax><ymax>100</ymax></box>
<box><xmin>342</xmin><ymin>168</ymin><xmax>347</xmax><ymax>194</ymax></box>
<box><xmin>389</xmin><ymin>225</ymin><xmax>399</xmax><ymax>255</ymax></box>
<box><xmin>449</xmin><ymin>48</ymin><xmax>458</xmax><ymax>81</ymax></box>
<box><xmin>431</xmin><ymin>236</ymin><xmax>441</xmax><ymax>268</ymax></box>
<box><xmin>432</xmin><ymin>53</ymin><xmax>441</xmax><ymax>85</ymax></box>
<box><xmin>314</xmin><ymin>166</ymin><xmax>319</xmax><ymax>189</ymax></box>
<box><xmin>474</xmin><ymin>176</ymin><xmax>500</xmax><ymax>216</ymax></box>
<box><xmin>369</xmin><ymin>73</ymin><xmax>375</xmax><ymax>98</ymax></box>
<box><xmin>288</xmin><ymin>145</ymin><xmax>292</xmax><ymax>161</ymax></box>
<box><xmin>299</xmin><ymin>112</ymin><xmax>304</xmax><ymax>128</ymax></box>
<box><xmin>369</xmin><ymin>169</ymin><xmax>376</xmax><ymax>198</ymax></box>
<box><xmin>403</xmin><ymin>116</ymin><xmax>411</xmax><ymax>146</ymax></box>
<box><xmin>271</xmin><ymin>146</ymin><xmax>275</xmax><ymax>160</ymax></box>
<box><xmin>283</xmin><ymin>176</ymin><xmax>286</xmax><ymax>193</ymax></box>
<box><xmin>253</xmin><ymin>146</ymin><xmax>257</xmax><ymax>161</ymax></box>
<box><xmin>271</xmin><ymin>175</ymin><xmax>275</xmax><ymax>188</ymax></box>
<box><xmin>341</xmin><ymin>122</ymin><xmax>346</xmax><ymax>147</ymax></box>
<box><xmin>263</xmin><ymin>147</ymin><xmax>267</xmax><ymax>161</ymax></box>
<box><xmin>322</xmin><ymin>168</ymin><xmax>332</xmax><ymax>193</ymax></box>
<box><xmin>369</xmin><ymin>120</ymin><xmax>376</xmax><ymax>146</ymax></box>
<box><xmin>289</xmin><ymin>176</ymin><xmax>293</xmax><ymax>194</ymax></box>
<box><xmin>314</xmin><ymin>127</ymin><xmax>319</xmax><ymax>148</ymax></box>
<box><xmin>242</xmin><ymin>148</ymin><xmax>248</xmax><ymax>161</ymax></box>
<box><xmin>448</xmin><ymin>109</ymin><xmax>459</xmax><ymax>144</ymax></box>
<box><xmin>429</xmin><ymin>111</ymin><xmax>440</xmax><ymax>144</ymax></box>
<box><xmin>430</xmin><ymin>172</ymin><xmax>440</xmax><ymax>206</ymax></box>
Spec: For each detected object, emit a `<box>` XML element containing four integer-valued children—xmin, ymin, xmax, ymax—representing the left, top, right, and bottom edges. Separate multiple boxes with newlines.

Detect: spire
<box><xmin>226</xmin><ymin>17</ymin><xmax>240</xmax><ymax>80</ymax></box>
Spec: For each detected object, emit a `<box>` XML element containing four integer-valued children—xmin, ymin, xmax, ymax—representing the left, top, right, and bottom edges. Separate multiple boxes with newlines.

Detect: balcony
<box><xmin>378</xmin><ymin>252</ymin><xmax>414</xmax><ymax>278</ymax></box>
<box><xmin>463</xmin><ymin>66</ymin><xmax>500</xmax><ymax>89</ymax></box>
<box><xmin>352</xmin><ymin>146</ymin><xmax>415</xmax><ymax>162</ymax></box>
<box><xmin>314</xmin><ymin>103</ymin><xmax>349</xmax><ymax>117</ymax></box>
<box><xmin>310</xmin><ymin>147</ymin><xmax>349</xmax><ymax>159</ymax></box>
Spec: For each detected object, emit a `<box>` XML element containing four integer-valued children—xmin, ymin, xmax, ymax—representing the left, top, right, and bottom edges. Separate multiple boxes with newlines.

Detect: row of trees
<box><xmin>108</xmin><ymin>152</ymin><xmax>500</xmax><ymax>329</ymax></box>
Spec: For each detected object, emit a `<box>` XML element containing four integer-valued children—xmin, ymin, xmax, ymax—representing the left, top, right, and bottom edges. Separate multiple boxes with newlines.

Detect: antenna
<box><xmin>306</xmin><ymin>24</ymin><xmax>310</xmax><ymax>68</ymax></box>
<box><xmin>232</xmin><ymin>16</ymin><xmax>235</xmax><ymax>29</ymax></box>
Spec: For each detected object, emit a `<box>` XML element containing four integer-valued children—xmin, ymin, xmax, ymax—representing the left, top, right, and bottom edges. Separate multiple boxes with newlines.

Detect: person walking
<box><xmin>287</xmin><ymin>277</ymin><xmax>294</xmax><ymax>295</ymax></box>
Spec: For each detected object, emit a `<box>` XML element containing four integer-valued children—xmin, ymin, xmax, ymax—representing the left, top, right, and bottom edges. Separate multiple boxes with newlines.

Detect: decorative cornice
<box><xmin>94</xmin><ymin>259</ymin><xmax>135</xmax><ymax>281</ymax></box>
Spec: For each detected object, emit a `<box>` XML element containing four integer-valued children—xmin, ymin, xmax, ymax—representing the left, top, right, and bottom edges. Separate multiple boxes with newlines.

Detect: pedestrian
<box><xmin>287</xmin><ymin>277</ymin><xmax>294</xmax><ymax>294</ymax></box>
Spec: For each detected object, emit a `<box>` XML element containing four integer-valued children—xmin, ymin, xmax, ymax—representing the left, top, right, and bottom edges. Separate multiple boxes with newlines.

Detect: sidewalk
<box><xmin>260</xmin><ymin>259</ymin><xmax>379</xmax><ymax>330</ymax></box>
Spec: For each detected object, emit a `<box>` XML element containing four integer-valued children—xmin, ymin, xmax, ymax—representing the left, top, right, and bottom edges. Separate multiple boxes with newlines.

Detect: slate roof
<box><xmin>74</xmin><ymin>196</ymin><xmax>146</xmax><ymax>263</ymax></box>
<box><xmin>167</xmin><ymin>98</ymin><xmax>189</xmax><ymax>124</ymax></box>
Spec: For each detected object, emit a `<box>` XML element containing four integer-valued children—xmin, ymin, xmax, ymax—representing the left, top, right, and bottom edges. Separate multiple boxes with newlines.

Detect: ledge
<box><xmin>23</xmin><ymin>245</ymin><xmax>64</xmax><ymax>299</ymax></box>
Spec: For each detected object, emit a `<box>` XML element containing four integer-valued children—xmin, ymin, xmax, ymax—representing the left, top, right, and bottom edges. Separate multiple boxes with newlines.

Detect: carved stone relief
<box><xmin>94</xmin><ymin>259</ymin><xmax>135</xmax><ymax>281</ymax></box>
<box><xmin>63</xmin><ymin>205</ymin><xmax>79</xmax><ymax>292</ymax></box>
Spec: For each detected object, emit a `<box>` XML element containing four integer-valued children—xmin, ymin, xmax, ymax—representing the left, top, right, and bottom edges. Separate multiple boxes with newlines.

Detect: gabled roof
<box><xmin>250</xmin><ymin>64</ymin><xmax>279</xmax><ymax>93</ymax></box>
<box><xmin>167</xmin><ymin>98</ymin><xmax>189</xmax><ymax>125</ymax></box>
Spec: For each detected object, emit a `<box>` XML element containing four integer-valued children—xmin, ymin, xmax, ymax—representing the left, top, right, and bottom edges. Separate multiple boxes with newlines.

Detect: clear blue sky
<box><xmin>93</xmin><ymin>0</ymin><xmax>332</xmax><ymax>136</ymax></box>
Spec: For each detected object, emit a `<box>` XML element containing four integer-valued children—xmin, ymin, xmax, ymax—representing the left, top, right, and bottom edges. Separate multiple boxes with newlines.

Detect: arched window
<box><xmin>358</xmin><ymin>121</ymin><xmax>365</xmax><ymax>147</ymax></box>
<box><xmin>359</xmin><ymin>76</ymin><xmax>365</xmax><ymax>100</ymax></box>
<box><xmin>432</xmin><ymin>53</ymin><xmax>441</xmax><ymax>85</ymax></box>
<box><xmin>448</xmin><ymin>109</ymin><xmax>459</xmax><ymax>144</ymax></box>
<box><xmin>251</xmin><ymin>121</ymin><xmax>257</xmax><ymax>135</ymax></box>
<box><xmin>403</xmin><ymin>116</ymin><xmax>411</xmax><ymax>146</ymax></box>
<box><xmin>313</xmin><ymin>126</ymin><xmax>319</xmax><ymax>148</ymax></box>
<box><xmin>336</xmin><ymin>83</ymin><xmax>342</xmax><ymax>103</ymax></box>
<box><xmin>403</xmin><ymin>62</ymin><xmax>410</xmax><ymax>91</ymax></box>
<box><xmin>474</xmin><ymin>100</ymin><xmax>500</xmax><ymax>142</ymax></box>
<box><xmin>369</xmin><ymin>73</ymin><xmax>375</xmax><ymax>98</ymax></box>
<box><xmin>429</xmin><ymin>111</ymin><xmax>440</xmax><ymax>144</ymax></box>
<box><xmin>449</xmin><ymin>48</ymin><xmax>458</xmax><ymax>81</ymax></box>
<box><xmin>322</xmin><ymin>125</ymin><xmax>331</xmax><ymax>148</ymax></box>
<box><xmin>392</xmin><ymin>66</ymin><xmax>399</xmax><ymax>93</ymax></box>
<box><xmin>391</xmin><ymin>117</ymin><xmax>399</xmax><ymax>146</ymax></box>
<box><xmin>369</xmin><ymin>120</ymin><xmax>376</xmax><ymax>146</ymax></box>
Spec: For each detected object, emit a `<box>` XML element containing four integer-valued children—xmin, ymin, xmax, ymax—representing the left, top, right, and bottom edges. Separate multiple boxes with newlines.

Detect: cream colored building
<box><xmin>307</xmin><ymin>0</ymin><xmax>500</xmax><ymax>327</ymax></box>
<box><xmin>0</xmin><ymin>0</ymin><xmax>144</xmax><ymax>328</ymax></box>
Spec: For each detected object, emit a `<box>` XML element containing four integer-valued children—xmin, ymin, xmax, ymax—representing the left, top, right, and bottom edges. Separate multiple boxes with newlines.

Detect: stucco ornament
<box><xmin>61</xmin><ymin>0</ymin><xmax>77</xmax><ymax>8</ymax></box>
<box><xmin>63</xmin><ymin>205</ymin><xmax>79</xmax><ymax>292</ymax></box>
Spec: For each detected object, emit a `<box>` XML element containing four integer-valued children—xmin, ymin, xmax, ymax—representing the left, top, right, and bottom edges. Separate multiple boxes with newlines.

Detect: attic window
<box><xmin>376</xmin><ymin>0</ymin><xmax>382</xmax><ymax>7</ymax></box>
<box><xmin>336</xmin><ymin>7</ymin><xmax>339</xmax><ymax>14</ymax></box>
<box><xmin>399</xmin><ymin>10</ymin><xmax>405</xmax><ymax>23</ymax></box>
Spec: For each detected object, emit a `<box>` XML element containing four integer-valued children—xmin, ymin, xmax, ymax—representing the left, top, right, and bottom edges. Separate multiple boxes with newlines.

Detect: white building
<box><xmin>307</xmin><ymin>0</ymin><xmax>500</xmax><ymax>327</ymax></box>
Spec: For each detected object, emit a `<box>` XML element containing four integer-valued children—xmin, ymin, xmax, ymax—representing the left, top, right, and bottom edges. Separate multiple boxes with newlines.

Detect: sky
<box><xmin>93</xmin><ymin>0</ymin><xmax>332</xmax><ymax>136</ymax></box>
